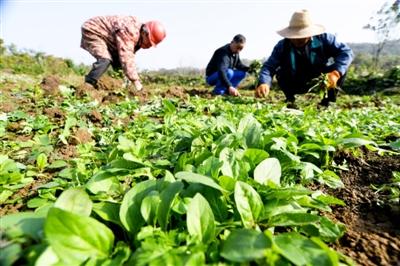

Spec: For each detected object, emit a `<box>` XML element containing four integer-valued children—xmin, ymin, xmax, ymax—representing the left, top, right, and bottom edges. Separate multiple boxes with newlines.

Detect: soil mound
<box><xmin>331</xmin><ymin>150</ymin><xmax>400</xmax><ymax>266</ymax></box>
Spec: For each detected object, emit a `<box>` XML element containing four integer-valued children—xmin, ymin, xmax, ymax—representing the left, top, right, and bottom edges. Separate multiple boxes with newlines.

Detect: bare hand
<box><xmin>228</xmin><ymin>86</ymin><xmax>241</xmax><ymax>97</ymax></box>
<box><xmin>134</xmin><ymin>80</ymin><xmax>143</xmax><ymax>91</ymax></box>
<box><xmin>255</xmin><ymin>84</ymin><xmax>270</xmax><ymax>98</ymax></box>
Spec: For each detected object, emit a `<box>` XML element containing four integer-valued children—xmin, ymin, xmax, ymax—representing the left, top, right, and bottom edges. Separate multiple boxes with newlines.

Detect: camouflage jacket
<box><xmin>81</xmin><ymin>16</ymin><xmax>142</xmax><ymax>81</ymax></box>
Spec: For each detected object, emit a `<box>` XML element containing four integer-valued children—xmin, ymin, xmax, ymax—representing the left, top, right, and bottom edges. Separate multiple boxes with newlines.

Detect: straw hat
<box><xmin>277</xmin><ymin>10</ymin><xmax>325</xmax><ymax>39</ymax></box>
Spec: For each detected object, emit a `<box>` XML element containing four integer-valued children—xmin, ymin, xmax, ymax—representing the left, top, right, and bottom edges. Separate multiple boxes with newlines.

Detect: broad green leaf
<box><xmin>263</xmin><ymin>199</ymin><xmax>304</xmax><ymax>219</ymax></box>
<box><xmin>117</xmin><ymin>135</ymin><xmax>136</xmax><ymax>152</ymax></box>
<box><xmin>299</xmin><ymin>162</ymin><xmax>322</xmax><ymax>180</ymax></box>
<box><xmin>219</xmin><ymin>147</ymin><xmax>234</xmax><ymax>178</ymax></box>
<box><xmin>36</xmin><ymin>153</ymin><xmax>48</xmax><ymax>171</ymax></box>
<box><xmin>203</xmin><ymin>188</ymin><xmax>228</xmax><ymax>222</ymax></box>
<box><xmin>175</xmin><ymin>171</ymin><xmax>225</xmax><ymax>192</ymax></box>
<box><xmin>171</xmin><ymin>196</ymin><xmax>190</xmax><ymax>214</ymax></box>
<box><xmin>221</xmin><ymin>229</ymin><xmax>272</xmax><ymax>262</ymax></box>
<box><xmin>140</xmin><ymin>191</ymin><xmax>161</xmax><ymax>225</ymax></box>
<box><xmin>86</xmin><ymin>174</ymin><xmax>121</xmax><ymax>195</ymax></box>
<box><xmin>243</xmin><ymin>148</ymin><xmax>269</xmax><ymax>168</ymax></box>
<box><xmin>45</xmin><ymin>208</ymin><xmax>114</xmax><ymax>265</ymax></box>
<box><xmin>186</xmin><ymin>193</ymin><xmax>215</xmax><ymax>243</ymax></box>
<box><xmin>120</xmin><ymin>180</ymin><xmax>157</xmax><ymax>235</ymax></box>
<box><xmin>27</xmin><ymin>197</ymin><xmax>49</xmax><ymax>208</ymax></box>
<box><xmin>163</xmin><ymin>99</ymin><xmax>176</xmax><ymax>114</ymax></box>
<box><xmin>299</xmin><ymin>143</ymin><xmax>323</xmax><ymax>151</ymax></box>
<box><xmin>59</xmin><ymin>116</ymin><xmax>77</xmax><ymax>144</ymax></box>
<box><xmin>108</xmin><ymin>158</ymin><xmax>147</xmax><ymax>170</ymax></box>
<box><xmin>270</xmin><ymin>137</ymin><xmax>287</xmax><ymax>151</ymax></box>
<box><xmin>1</xmin><ymin>212</ymin><xmax>46</xmax><ymax>240</ymax></box>
<box><xmin>214</xmin><ymin>134</ymin><xmax>236</xmax><ymax>156</ymax></box>
<box><xmin>54</xmin><ymin>188</ymin><xmax>92</xmax><ymax>217</ymax></box>
<box><xmin>123</xmin><ymin>152</ymin><xmax>145</xmax><ymax>165</ymax></box>
<box><xmin>35</xmin><ymin>246</ymin><xmax>60</xmax><ymax>266</ymax></box>
<box><xmin>274</xmin><ymin>232</ymin><xmax>339</xmax><ymax>266</ymax></box>
<box><xmin>337</xmin><ymin>137</ymin><xmax>376</xmax><ymax>148</ymax></box>
<box><xmin>219</xmin><ymin>148</ymin><xmax>249</xmax><ymax>179</ymax></box>
<box><xmin>315</xmin><ymin>194</ymin><xmax>345</xmax><ymax>206</ymax></box>
<box><xmin>157</xmin><ymin>181</ymin><xmax>184</xmax><ymax>230</ymax></box>
<box><xmin>216</xmin><ymin>116</ymin><xmax>236</xmax><ymax>133</ymax></box>
<box><xmin>0</xmin><ymin>156</ymin><xmax>24</xmax><ymax>185</ymax></box>
<box><xmin>0</xmin><ymin>243</ymin><xmax>21</xmax><ymax>266</ymax></box>
<box><xmin>184</xmin><ymin>252</ymin><xmax>205</xmax><ymax>266</ymax></box>
<box><xmin>265</xmin><ymin>186</ymin><xmax>312</xmax><ymax>199</ymax></box>
<box><xmin>92</xmin><ymin>202</ymin><xmax>121</xmax><ymax>226</ymax></box>
<box><xmin>301</xmin><ymin>217</ymin><xmax>346</xmax><ymax>243</ymax></box>
<box><xmin>234</xmin><ymin>181</ymin><xmax>263</xmax><ymax>228</ymax></box>
<box><xmin>319</xmin><ymin>170</ymin><xmax>344</xmax><ymax>188</ymax></box>
<box><xmin>218</xmin><ymin>175</ymin><xmax>236</xmax><ymax>192</ymax></box>
<box><xmin>101</xmin><ymin>241</ymin><xmax>131</xmax><ymax>266</ymax></box>
<box><xmin>254</xmin><ymin>158</ymin><xmax>281</xmax><ymax>186</ymax></box>
<box><xmin>296</xmin><ymin>196</ymin><xmax>332</xmax><ymax>212</ymax></box>
<box><xmin>269</xmin><ymin>212</ymin><xmax>320</xmax><ymax>227</ymax></box>
<box><xmin>237</xmin><ymin>114</ymin><xmax>263</xmax><ymax>148</ymax></box>
<box><xmin>389</xmin><ymin>139</ymin><xmax>400</xmax><ymax>151</ymax></box>
<box><xmin>318</xmin><ymin>217</ymin><xmax>346</xmax><ymax>242</ymax></box>
<box><xmin>197</xmin><ymin>156</ymin><xmax>223</xmax><ymax>179</ymax></box>
<box><xmin>0</xmin><ymin>190</ymin><xmax>13</xmax><ymax>204</ymax></box>
<box><xmin>47</xmin><ymin>160</ymin><xmax>68</xmax><ymax>169</ymax></box>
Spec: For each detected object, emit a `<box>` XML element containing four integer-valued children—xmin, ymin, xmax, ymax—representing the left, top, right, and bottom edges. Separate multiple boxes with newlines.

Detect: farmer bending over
<box><xmin>255</xmin><ymin>10</ymin><xmax>353</xmax><ymax>107</ymax></box>
<box><xmin>205</xmin><ymin>34</ymin><xmax>250</xmax><ymax>97</ymax></box>
<box><xmin>80</xmin><ymin>15</ymin><xmax>166</xmax><ymax>91</ymax></box>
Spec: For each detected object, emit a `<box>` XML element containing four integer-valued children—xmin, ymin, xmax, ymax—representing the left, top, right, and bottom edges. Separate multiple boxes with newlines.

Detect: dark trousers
<box><xmin>85</xmin><ymin>58</ymin><xmax>112</xmax><ymax>86</ymax></box>
<box><xmin>277</xmin><ymin>72</ymin><xmax>347</xmax><ymax>102</ymax></box>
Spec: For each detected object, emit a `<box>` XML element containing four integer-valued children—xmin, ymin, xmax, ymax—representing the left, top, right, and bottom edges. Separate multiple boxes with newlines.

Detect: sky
<box><xmin>0</xmin><ymin>0</ymin><xmax>386</xmax><ymax>70</ymax></box>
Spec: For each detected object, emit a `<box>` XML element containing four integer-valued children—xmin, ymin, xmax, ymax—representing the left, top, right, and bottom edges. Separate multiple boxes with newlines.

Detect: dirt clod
<box><xmin>40</xmin><ymin>75</ymin><xmax>60</xmax><ymax>96</ymax></box>
<box><xmin>70</xmin><ymin>128</ymin><xmax>93</xmax><ymax>145</ymax></box>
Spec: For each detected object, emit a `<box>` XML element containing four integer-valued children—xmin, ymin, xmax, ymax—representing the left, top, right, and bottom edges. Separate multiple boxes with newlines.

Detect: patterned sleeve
<box><xmin>114</xmin><ymin>17</ymin><xmax>140</xmax><ymax>81</ymax></box>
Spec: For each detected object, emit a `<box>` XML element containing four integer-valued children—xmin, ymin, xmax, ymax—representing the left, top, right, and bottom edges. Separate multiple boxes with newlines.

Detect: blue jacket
<box><xmin>258</xmin><ymin>33</ymin><xmax>353</xmax><ymax>86</ymax></box>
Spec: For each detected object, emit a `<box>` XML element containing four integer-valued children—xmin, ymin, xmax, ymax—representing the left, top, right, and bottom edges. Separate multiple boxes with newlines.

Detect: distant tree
<box><xmin>364</xmin><ymin>0</ymin><xmax>400</xmax><ymax>69</ymax></box>
<box><xmin>0</xmin><ymin>38</ymin><xmax>5</xmax><ymax>55</ymax></box>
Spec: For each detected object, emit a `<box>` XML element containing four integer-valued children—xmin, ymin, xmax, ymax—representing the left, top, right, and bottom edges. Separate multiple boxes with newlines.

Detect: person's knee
<box><xmin>206</xmin><ymin>72</ymin><xmax>218</xmax><ymax>85</ymax></box>
<box><xmin>236</xmin><ymin>70</ymin><xmax>246</xmax><ymax>80</ymax></box>
<box><xmin>226</xmin><ymin>69</ymin><xmax>234</xmax><ymax>79</ymax></box>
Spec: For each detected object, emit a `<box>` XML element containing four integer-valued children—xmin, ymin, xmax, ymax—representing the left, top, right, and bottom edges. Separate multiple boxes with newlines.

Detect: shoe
<box><xmin>319</xmin><ymin>98</ymin><xmax>330</xmax><ymax>107</ymax></box>
<box><xmin>213</xmin><ymin>87</ymin><xmax>227</xmax><ymax>95</ymax></box>
<box><xmin>85</xmin><ymin>76</ymin><xmax>98</xmax><ymax>89</ymax></box>
<box><xmin>286</xmin><ymin>101</ymin><xmax>298</xmax><ymax>109</ymax></box>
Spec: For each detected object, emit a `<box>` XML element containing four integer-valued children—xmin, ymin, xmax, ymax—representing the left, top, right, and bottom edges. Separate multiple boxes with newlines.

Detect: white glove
<box><xmin>134</xmin><ymin>80</ymin><xmax>143</xmax><ymax>91</ymax></box>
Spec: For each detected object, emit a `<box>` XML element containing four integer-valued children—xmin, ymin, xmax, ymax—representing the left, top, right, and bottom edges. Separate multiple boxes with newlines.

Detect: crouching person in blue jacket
<box><xmin>206</xmin><ymin>34</ymin><xmax>249</xmax><ymax>97</ymax></box>
<box><xmin>255</xmin><ymin>10</ymin><xmax>353</xmax><ymax>107</ymax></box>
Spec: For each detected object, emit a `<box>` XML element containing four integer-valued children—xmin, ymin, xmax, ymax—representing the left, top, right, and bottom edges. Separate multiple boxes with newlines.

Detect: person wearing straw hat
<box><xmin>255</xmin><ymin>10</ymin><xmax>353</xmax><ymax>107</ymax></box>
<box><xmin>81</xmin><ymin>16</ymin><xmax>166</xmax><ymax>91</ymax></box>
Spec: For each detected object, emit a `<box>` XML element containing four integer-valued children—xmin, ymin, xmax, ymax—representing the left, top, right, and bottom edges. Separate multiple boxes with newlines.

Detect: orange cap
<box><xmin>145</xmin><ymin>20</ymin><xmax>166</xmax><ymax>47</ymax></box>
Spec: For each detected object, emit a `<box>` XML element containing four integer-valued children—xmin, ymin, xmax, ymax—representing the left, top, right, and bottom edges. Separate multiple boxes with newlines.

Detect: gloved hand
<box><xmin>255</xmin><ymin>84</ymin><xmax>270</xmax><ymax>98</ymax></box>
<box><xmin>228</xmin><ymin>86</ymin><xmax>241</xmax><ymax>97</ymax></box>
<box><xmin>327</xmin><ymin>70</ymin><xmax>340</xmax><ymax>89</ymax></box>
<box><xmin>134</xmin><ymin>80</ymin><xmax>143</xmax><ymax>91</ymax></box>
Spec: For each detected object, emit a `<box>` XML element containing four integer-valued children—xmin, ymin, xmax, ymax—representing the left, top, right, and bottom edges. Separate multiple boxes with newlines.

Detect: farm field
<box><xmin>1</xmin><ymin>63</ymin><xmax>399</xmax><ymax>266</ymax></box>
